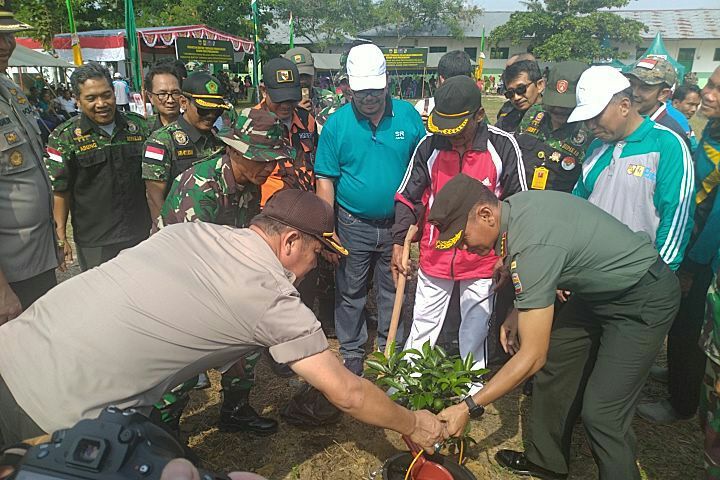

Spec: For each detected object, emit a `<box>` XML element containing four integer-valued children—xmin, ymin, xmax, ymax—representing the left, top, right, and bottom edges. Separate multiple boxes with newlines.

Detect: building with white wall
<box><xmin>269</xmin><ymin>9</ymin><xmax>720</xmax><ymax>84</ymax></box>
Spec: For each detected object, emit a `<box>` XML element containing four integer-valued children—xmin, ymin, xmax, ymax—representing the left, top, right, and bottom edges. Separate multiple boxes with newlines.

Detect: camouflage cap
<box><xmin>215</xmin><ymin>108</ymin><xmax>294</xmax><ymax>162</ymax></box>
<box><xmin>626</xmin><ymin>57</ymin><xmax>677</xmax><ymax>87</ymax></box>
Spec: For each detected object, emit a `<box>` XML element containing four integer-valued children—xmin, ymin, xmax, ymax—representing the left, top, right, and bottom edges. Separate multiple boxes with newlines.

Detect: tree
<box><xmin>490</xmin><ymin>0</ymin><xmax>646</xmax><ymax>62</ymax></box>
<box><xmin>271</xmin><ymin>0</ymin><xmax>377</xmax><ymax>50</ymax></box>
<box><xmin>374</xmin><ymin>0</ymin><xmax>479</xmax><ymax>48</ymax></box>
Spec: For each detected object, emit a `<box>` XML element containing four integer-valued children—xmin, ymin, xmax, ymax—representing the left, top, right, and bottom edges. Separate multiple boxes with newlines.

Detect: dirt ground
<box><xmin>55</xmin><ymin>96</ymin><xmax>709</xmax><ymax>479</ymax></box>
<box><xmin>59</xmin><ymin>249</ymin><xmax>704</xmax><ymax>480</ymax></box>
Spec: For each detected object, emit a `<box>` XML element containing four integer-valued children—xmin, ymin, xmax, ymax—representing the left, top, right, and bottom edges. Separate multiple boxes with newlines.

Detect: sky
<box><xmin>477</xmin><ymin>0</ymin><xmax>717</xmax><ymax>10</ymax></box>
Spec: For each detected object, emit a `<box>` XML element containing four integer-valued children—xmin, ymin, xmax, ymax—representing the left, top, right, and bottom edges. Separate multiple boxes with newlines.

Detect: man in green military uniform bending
<box><xmin>46</xmin><ymin>62</ymin><xmax>151</xmax><ymax>271</ymax></box>
<box><xmin>143</xmin><ymin>72</ymin><xmax>230</xmax><ymax>223</ymax></box>
<box><xmin>432</xmin><ymin>174</ymin><xmax>681</xmax><ymax>480</ymax></box>
<box><xmin>516</xmin><ymin>61</ymin><xmax>592</xmax><ymax>193</ymax></box>
<box><xmin>154</xmin><ymin>108</ymin><xmax>295</xmax><ymax>435</ymax></box>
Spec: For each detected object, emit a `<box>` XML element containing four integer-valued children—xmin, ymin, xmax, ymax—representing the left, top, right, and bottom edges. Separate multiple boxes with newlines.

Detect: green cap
<box><xmin>182</xmin><ymin>72</ymin><xmax>231</xmax><ymax>110</ymax></box>
<box><xmin>215</xmin><ymin>108</ymin><xmax>295</xmax><ymax>162</ymax></box>
<box><xmin>283</xmin><ymin>47</ymin><xmax>315</xmax><ymax>76</ymax></box>
<box><xmin>543</xmin><ymin>61</ymin><xmax>589</xmax><ymax>109</ymax></box>
<box><xmin>626</xmin><ymin>57</ymin><xmax>677</xmax><ymax>87</ymax></box>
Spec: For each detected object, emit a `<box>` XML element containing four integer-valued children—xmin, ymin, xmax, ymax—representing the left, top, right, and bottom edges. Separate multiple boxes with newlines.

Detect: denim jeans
<box><xmin>335</xmin><ymin>206</ymin><xmax>401</xmax><ymax>360</ymax></box>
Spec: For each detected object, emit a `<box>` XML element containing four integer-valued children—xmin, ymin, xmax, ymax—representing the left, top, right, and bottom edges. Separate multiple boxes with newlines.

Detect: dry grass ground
<box><xmin>56</xmin><ymin>95</ymin><xmax>708</xmax><ymax>479</ymax></box>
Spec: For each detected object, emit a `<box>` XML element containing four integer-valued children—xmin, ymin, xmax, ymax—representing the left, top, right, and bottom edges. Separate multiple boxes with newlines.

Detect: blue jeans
<box><xmin>335</xmin><ymin>206</ymin><xmax>401</xmax><ymax>360</ymax></box>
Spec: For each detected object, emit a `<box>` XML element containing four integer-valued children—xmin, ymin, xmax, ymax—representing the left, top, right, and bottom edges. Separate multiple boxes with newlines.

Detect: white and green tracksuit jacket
<box><xmin>573</xmin><ymin>117</ymin><xmax>695</xmax><ymax>270</ymax></box>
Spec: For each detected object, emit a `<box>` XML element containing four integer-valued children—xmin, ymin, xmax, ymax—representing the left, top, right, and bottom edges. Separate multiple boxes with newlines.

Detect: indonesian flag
<box><xmin>144</xmin><ymin>145</ymin><xmax>165</xmax><ymax>161</ymax></box>
<box><xmin>47</xmin><ymin>147</ymin><xmax>63</xmax><ymax>164</ymax></box>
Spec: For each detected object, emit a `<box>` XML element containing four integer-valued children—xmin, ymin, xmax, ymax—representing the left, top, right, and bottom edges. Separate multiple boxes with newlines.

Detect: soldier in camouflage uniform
<box><xmin>46</xmin><ymin>62</ymin><xmax>151</xmax><ymax>271</ymax></box>
<box><xmin>153</xmin><ymin>108</ymin><xmax>294</xmax><ymax>436</ymax></box>
<box><xmin>142</xmin><ymin>72</ymin><xmax>229</xmax><ymax>223</ymax></box>
<box><xmin>144</xmin><ymin>61</ymin><xmax>183</xmax><ymax>133</ymax></box>
<box><xmin>516</xmin><ymin>61</ymin><xmax>593</xmax><ymax>193</ymax></box>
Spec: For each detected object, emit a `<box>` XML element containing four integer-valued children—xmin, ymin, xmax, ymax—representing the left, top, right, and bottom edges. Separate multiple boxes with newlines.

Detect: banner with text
<box><xmin>381</xmin><ymin>48</ymin><xmax>428</xmax><ymax>69</ymax></box>
<box><xmin>176</xmin><ymin>37</ymin><xmax>234</xmax><ymax>64</ymax></box>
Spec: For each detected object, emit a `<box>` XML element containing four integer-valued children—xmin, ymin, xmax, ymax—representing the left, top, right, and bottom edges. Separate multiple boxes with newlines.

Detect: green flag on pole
<box><xmin>289</xmin><ymin>12</ymin><xmax>294</xmax><ymax>49</ymax></box>
<box><xmin>124</xmin><ymin>0</ymin><xmax>141</xmax><ymax>91</ymax></box>
<box><xmin>251</xmin><ymin>0</ymin><xmax>260</xmax><ymax>102</ymax></box>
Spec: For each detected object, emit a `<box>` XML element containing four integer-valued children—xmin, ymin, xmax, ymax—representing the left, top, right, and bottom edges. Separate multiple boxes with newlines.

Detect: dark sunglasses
<box><xmin>353</xmin><ymin>89</ymin><xmax>385</xmax><ymax>100</ymax></box>
<box><xmin>504</xmin><ymin>81</ymin><xmax>537</xmax><ymax>99</ymax></box>
<box><xmin>197</xmin><ymin>106</ymin><xmax>223</xmax><ymax>117</ymax></box>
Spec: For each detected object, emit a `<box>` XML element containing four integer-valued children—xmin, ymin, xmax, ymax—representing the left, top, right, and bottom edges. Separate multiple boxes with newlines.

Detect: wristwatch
<box><xmin>464</xmin><ymin>395</ymin><xmax>485</xmax><ymax>419</ymax></box>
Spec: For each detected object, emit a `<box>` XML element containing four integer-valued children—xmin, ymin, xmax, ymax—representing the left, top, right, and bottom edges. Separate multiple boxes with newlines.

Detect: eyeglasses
<box><xmin>503</xmin><ymin>82</ymin><xmax>537</xmax><ymax>99</ymax></box>
<box><xmin>353</xmin><ymin>89</ymin><xmax>385</xmax><ymax>100</ymax></box>
<box><xmin>150</xmin><ymin>91</ymin><xmax>183</xmax><ymax>102</ymax></box>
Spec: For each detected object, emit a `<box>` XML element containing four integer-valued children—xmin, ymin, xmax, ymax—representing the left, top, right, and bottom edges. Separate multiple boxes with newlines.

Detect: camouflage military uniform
<box><xmin>157</xmin><ymin>153</ymin><xmax>261</xmax><ymax>229</ymax></box>
<box><xmin>146</xmin><ymin>113</ymin><xmax>164</xmax><ymax>133</ymax></box>
<box><xmin>142</xmin><ymin>115</ymin><xmax>224</xmax><ymax>193</ymax></box>
<box><xmin>152</xmin><ymin>107</ymin><xmax>294</xmax><ymax>433</ymax></box>
<box><xmin>700</xmin><ymin>277</ymin><xmax>720</xmax><ymax>479</ymax></box>
<box><xmin>46</xmin><ymin>111</ymin><xmax>151</xmax><ymax>268</ymax></box>
<box><xmin>516</xmin><ymin>104</ymin><xmax>593</xmax><ymax>193</ymax></box>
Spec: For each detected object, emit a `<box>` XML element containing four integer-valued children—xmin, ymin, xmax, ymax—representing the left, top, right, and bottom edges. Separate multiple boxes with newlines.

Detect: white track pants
<box><xmin>404</xmin><ymin>269</ymin><xmax>494</xmax><ymax>374</ymax></box>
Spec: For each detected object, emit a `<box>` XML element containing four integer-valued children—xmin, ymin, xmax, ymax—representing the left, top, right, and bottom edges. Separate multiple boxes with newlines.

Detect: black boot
<box><xmin>219</xmin><ymin>389</ymin><xmax>278</xmax><ymax>436</ymax></box>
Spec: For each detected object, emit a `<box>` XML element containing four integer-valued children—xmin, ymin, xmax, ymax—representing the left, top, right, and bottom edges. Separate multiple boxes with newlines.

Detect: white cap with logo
<box><xmin>567</xmin><ymin>66</ymin><xmax>631</xmax><ymax>123</ymax></box>
<box><xmin>346</xmin><ymin>44</ymin><xmax>387</xmax><ymax>91</ymax></box>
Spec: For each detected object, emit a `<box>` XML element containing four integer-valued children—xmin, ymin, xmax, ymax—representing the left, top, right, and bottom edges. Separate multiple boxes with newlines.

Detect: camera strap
<box><xmin>0</xmin><ymin>443</ymin><xmax>30</xmax><ymax>471</ymax></box>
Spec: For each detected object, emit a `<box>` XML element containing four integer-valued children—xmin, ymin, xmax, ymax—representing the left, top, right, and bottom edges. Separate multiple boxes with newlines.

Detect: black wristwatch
<box><xmin>464</xmin><ymin>395</ymin><xmax>485</xmax><ymax>419</ymax></box>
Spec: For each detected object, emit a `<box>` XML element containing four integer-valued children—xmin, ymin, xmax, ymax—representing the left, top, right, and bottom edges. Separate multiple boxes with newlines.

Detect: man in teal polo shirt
<box><xmin>315</xmin><ymin>43</ymin><xmax>425</xmax><ymax>374</ymax></box>
<box><xmin>570</xmin><ymin>66</ymin><xmax>694</xmax><ymax>271</ymax></box>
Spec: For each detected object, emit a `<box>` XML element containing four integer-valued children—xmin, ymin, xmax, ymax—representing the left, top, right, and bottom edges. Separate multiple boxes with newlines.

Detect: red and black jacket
<box><xmin>393</xmin><ymin>124</ymin><xmax>526</xmax><ymax>280</ymax></box>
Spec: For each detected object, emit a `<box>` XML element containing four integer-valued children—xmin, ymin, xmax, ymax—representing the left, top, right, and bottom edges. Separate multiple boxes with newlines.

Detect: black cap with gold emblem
<box><xmin>427</xmin><ymin>76</ymin><xmax>482</xmax><ymax>137</ymax></box>
<box><xmin>0</xmin><ymin>1</ymin><xmax>31</xmax><ymax>33</ymax></box>
<box><xmin>182</xmin><ymin>72</ymin><xmax>231</xmax><ymax>110</ymax></box>
<box><xmin>262</xmin><ymin>57</ymin><xmax>301</xmax><ymax>104</ymax></box>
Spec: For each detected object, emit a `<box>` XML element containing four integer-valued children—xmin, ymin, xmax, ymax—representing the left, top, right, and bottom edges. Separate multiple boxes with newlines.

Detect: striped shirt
<box><xmin>573</xmin><ymin>117</ymin><xmax>695</xmax><ymax>270</ymax></box>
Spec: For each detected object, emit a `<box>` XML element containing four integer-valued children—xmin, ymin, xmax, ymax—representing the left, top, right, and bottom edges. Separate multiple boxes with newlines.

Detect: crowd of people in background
<box><xmin>3</xmin><ymin>3</ymin><xmax>720</xmax><ymax>478</ymax></box>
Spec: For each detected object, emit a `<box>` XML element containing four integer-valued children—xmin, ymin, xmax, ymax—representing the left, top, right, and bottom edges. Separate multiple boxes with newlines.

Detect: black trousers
<box><xmin>76</xmin><ymin>239</ymin><xmax>143</xmax><ymax>271</ymax></box>
<box><xmin>667</xmin><ymin>265</ymin><xmax>713</xmax><ymax>417</ymax></box>
<box><xmin>0</xmin><ymin>374</ymin><xmax>45</xmax><ymax>449</ymax></box>
<box><xmin>526</xmin><ymin>260</ymin><xmax>680</xmax><ymax>480</ymax></box>
<box><xmin>9</xmin><ymin>269</ymin><xmax>57</xmax><ymax>310</ymax></box>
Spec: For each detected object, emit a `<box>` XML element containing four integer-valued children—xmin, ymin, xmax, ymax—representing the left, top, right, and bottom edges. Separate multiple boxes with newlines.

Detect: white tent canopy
<box><xmin>10</xmin><ymin>45</ymin><xmax>73</xmax><ymax>68</ymax></box>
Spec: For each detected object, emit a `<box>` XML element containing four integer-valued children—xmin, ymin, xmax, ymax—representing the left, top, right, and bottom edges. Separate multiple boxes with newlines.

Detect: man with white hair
<box><xmin>315</xmin><ymin>43</ymin><xmax>425</xmax><ymax>374</ymax></box>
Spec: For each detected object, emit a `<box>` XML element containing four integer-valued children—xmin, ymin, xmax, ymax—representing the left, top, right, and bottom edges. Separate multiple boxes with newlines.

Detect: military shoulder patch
<box><xmin>511</xmin><ymin>272</ymin><xmax>523</xmax><ymax>294</ymax></box>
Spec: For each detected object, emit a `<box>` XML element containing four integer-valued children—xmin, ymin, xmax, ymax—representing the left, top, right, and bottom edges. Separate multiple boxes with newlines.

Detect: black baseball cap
<box><xmin>263</xmin><ymin>190</ymin><xmax>348</xmax><ymax>256</ymax></box>
<box><xmin>427</xmin><ymin>76</ymin><xmax>482</xmax><ymax>136</ymax></box>
<box><xmin>182</xmin><ymin>72</ymin><xmax>231</xmax><ymax>110</ymax></box>
<box><xmin>262</xmin><ymin>58</ymin><xmax>302</xmax><ymax>104</ymax></box>
<box><xmin>428</xmin><ymin>174</ymin><xmax>489</xmax><ymax>250</ymax></box>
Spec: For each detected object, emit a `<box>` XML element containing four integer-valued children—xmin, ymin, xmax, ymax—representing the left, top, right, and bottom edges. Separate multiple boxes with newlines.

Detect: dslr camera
<box><xmin>9</xmin><ymin>407</ymin><xmax>226</xmax><ymax>480</ymax></box>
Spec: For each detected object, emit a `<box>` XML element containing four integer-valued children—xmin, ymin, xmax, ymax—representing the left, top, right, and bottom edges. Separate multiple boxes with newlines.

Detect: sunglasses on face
<box><xmin>353</xmin><ymin>89</ymin><xmax>385</xmax><ymax>100</ymax></box>
<box><xmin>504</xmin><ymin>81</ymin><xmax>536</xmax><ymax>99</ymax></box>
<box><xmin>197</xmin><ymin>106</ymin><xmax>223</xmax><ymax>117</ymax></box>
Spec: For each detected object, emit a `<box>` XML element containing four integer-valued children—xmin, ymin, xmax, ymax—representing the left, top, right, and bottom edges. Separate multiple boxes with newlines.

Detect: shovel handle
<box><xmin>385</xmin><ymin>224</ymin><xmax>418</xmax><ymax>357</ymax></box>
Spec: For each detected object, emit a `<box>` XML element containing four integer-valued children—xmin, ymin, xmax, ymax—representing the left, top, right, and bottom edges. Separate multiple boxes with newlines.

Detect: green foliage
<box><xmin>365</xmin><ymin>341</ymin><xmax>487</xmax><ymax>414</ymax></box>
<box><xmin>490</xmin><ymin>0</ymin><xmax>646</xmax><ymax>62</ymax></box>
<box><xmin>272</xmin><ymin>0</ymin><xmax>377</xmax><ymax>50</ymax></box>
<box><xmin>375</xmin><ymin>0</ymin><xmax>480</xmax><ymax>46</ymax></box>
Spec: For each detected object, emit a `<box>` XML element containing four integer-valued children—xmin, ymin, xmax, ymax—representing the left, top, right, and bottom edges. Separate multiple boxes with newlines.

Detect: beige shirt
<box><xmin>0</xmin><ymin>223</ymin><xmax>327</xmax><ymax>433</ymax></box>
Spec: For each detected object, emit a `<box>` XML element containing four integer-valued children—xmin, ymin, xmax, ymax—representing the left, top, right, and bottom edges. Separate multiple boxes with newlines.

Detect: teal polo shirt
<box><xmin>315</xmin><ymin>97</ymin><xmax>425</xmax><ymax>219</ymax></box>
